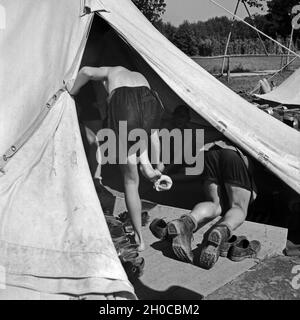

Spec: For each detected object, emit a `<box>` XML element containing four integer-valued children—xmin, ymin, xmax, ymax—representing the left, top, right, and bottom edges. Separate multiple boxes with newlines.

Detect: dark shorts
<box><xmin>202</xmin><ymin>147</ymin><xmax>255</xmax><ymax>193</ymax></box>
<box><xmin>106</xmin><ymin>86</ymin><xmax>164</xmax><ymax>139</ymax></box>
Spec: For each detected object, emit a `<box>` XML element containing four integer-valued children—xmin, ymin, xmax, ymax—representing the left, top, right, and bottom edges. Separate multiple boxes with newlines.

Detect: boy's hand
<box><xmin>154</xmin><ymin>175</ymin><xmax>173</xmax><ymax>192</ymax></box>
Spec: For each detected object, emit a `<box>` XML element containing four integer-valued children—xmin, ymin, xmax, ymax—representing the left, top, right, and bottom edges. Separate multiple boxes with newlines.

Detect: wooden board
<box><xmin>114</xmin><ymin>197</ymin><xmax>288</xmax><ymax>299</ymax></box>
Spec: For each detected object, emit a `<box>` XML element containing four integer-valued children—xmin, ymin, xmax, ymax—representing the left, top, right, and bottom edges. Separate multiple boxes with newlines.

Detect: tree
<box><xmin>267</xmin><ymin>0</ymin><xmax>300</xmax><ymax>37</ymax></box>
<box><xmin>132</xmin><ymin>0</ymin><xmax>166</xmax><ymax>24</ymax></box>
<box><xmin>155</xmin><ymin>20</ymin><xmax>177</xmax><ymax>42</ymax></box>
<box><xmin>150</xmin><ymin>1</ymin><xmax>300</xmax><ymax>56</ymax></box>
<box><xmin>245</xmin><ymin>0</ymin><xmax>266</xmax><ymax>10</ymax></box>
<box><xmin>246</xmin><ymin>0</ymin><xmax>300</xmax><ymax>37</ymax></box>
<box><xmin>173</xmin><ymin>21</ymin><xmax>199</xmax><ymax>56</ymax></box>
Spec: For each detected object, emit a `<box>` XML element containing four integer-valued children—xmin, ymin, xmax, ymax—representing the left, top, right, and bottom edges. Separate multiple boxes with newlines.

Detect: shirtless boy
<box><xmin>67</xmin><ymin>66</ymin><xmax>172</xmax><ymax>250</ymax></box>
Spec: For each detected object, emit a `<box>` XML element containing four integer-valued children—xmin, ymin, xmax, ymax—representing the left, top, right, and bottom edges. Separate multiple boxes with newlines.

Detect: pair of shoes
<box><xmin>113</xmin><ymin>236</ymin><xmax>131</xmax><ymax>248</ymax></box>
<box><xmin>115</xmin><ymin>243</ymin><xmax>140</xmax><ymax>257</ymax></box>
<box><xmin>119</xmin><ymin>250</ymin><xmax>145</xmax><ymax>283</ymax></box>
<box><xmin>105</xmin><ymin>215</ymin><xmax>126</xmax><ymax>239</ymax></box>
<box><xmin>219</xmin><ymin>235</ymin><xmax>261</xmax><ymax>261</ymax></box>
<box><xmin>199</xmin><ymin>224</ymin><xmax>231</xmax><ymax>270</ymax></box>
<box><xmin>228</xmin><ymin>239</ymin><xmax>261</xmax><ymax>262</ymax></box>
<box><xmin>219</xmin><ymin>235</ymin><xmax>247</xmax><ymax>257</ymax></box>
<box><xmin>117</xmin><ymin>211</ymin><xmax>150</xmax><ymax>227</ymax></box>
<box><xmin>113</xmin><ymin>234</ymin><xmax>145</xmax><ymax>283</ymax></box>
<box><xmin>149</xmin><ymin>218</ymin><xmax>169</xmax><ymax>240</ymax></box>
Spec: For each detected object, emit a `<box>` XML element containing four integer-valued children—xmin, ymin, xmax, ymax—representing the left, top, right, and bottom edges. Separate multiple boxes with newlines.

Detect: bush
<box><xmin>231</xmin><ymin>63</ymin><xmax>251</xmax><ymax>73</ymax></box>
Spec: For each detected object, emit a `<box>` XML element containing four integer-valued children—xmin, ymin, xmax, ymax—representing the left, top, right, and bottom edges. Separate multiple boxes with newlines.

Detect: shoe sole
<box><xmin>117</xmin><ymin>243</ymin><xmax>140</xmax><ymax>256</ymax></box>
<box><xmin>229</xmin><ymin>253</ymin><xmax>257</xmax><ymax>262</ymax></box>
<box><xmin>199</xmin><ymin>229</ymin><xmax>223</xmax><ymax>269</ymax></box>
<box><xmin>167</xmin><ymin>222</ymin><xmax>193</xmax><ymax>263</ymax></box>
<box><xmin>219</xmin><ymin>250</ymin><xmax>229</xmax><ymax>257</ymax></box>
<box><xmin>113</xmin><ymin>237</ymin><xmax>131</xmax><ymax>247</ymax></box>
<box><xmin>167</xmin><ymin>221</ymin><xmax>179</xmax><ymax>237</ymax></box>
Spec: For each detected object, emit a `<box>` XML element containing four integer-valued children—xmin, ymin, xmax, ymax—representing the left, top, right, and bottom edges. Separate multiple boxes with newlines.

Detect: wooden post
<box><xmin>221</xmin><ymin>0</ymin><xmax>240</xmax><ymax>75</ymax></box>
<box><xmin>227</xmin><ymin>56</ymin><xmax>231</xmax><ymax>83</ymax></box>
<box><xmin>287</xmin><ymin>27</ymin><xmax>294</xmax><ymax>69</ymax></box>
<box><xmin>280</xmin><ymin>54</ymin><xmax>284</xmax><ymax>72</ymax></box>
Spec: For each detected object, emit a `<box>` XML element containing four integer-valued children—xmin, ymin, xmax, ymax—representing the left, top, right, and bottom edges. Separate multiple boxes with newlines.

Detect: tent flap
<box><xmin>0</xmin><ymin>0</ymin><xmax>299</xmax><ymax>299</ymax></box>
<box><xmin>256</xmin><ymin>67</ymin><xmax>300</xmax><ymax>105</ymax></box>
<box><xmin>83</xmin><ymin>0</ymin><xmax>109</xmax><ymax>14</ymax></box>
<box><xmin>0</xmin><ymin>0</ymin><xmax>135</xmax><ymax>298</ymax></box>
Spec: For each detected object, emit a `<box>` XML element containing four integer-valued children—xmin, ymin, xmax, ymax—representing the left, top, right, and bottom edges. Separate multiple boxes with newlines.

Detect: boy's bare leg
<box><xmin>168</xmin><ymin>181</ymin><xmax>222</xmax><ymax>262</ymax></box>
<box><xmin>119</xmin><ymin>153</ymin><xmax>145</xmax><ymax>251</ymax></box>
<box><xmin>198</xmin><ymin>183</ymin><xmax>250</xmax><ymax>269</ymax></box>
<box><xmin>150</xmin><ymin>129</ymin><xmax>164</xmax><ymax>172</ymax></box>
<box><xmin>220</xmin><ymin>184</ymin><xmax>251</xmax><ymax>231</ymax></box>
<box><xmin>138</xmin><ymin>140</ymin><xmax>162</xmax><ymax>182</ymax></box>
<box><xmin>191</xmin><ymin>181</ymin><xmax>222</xmax><ymax>225</ymax></box>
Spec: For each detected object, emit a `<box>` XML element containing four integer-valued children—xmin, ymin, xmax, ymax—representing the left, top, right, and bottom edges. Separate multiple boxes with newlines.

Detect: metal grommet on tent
<box><xmin>46</xmin><ymin>92</ymin><xmax>61</xmax><ymax>109</ymax></box>
<box><xmin>0</xmin><ymin>87</ymin><xmax>66</xmax><ymax>173</ymax></box>
<box><xmin>258</xmin><ymin>152</ymin><xmax>270</xmax><ymax>165</ymax></box>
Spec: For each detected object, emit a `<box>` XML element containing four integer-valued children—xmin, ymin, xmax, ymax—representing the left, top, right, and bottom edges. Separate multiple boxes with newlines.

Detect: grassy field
<box><xmin>218</xmin><ymin>70</ymin><xmax>294</xmax><ymax>94</ymax></box>
<box><xmin>192</xmin><ymin>55</ymin><xmax>300</xmax><ymax>74</ymax></box>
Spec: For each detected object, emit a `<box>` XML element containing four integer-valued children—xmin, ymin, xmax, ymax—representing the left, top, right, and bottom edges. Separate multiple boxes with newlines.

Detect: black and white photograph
<box><xmin>0</xmin><ymin>0</ymin><xmax>300</xmax><ymax>306</ymax></box>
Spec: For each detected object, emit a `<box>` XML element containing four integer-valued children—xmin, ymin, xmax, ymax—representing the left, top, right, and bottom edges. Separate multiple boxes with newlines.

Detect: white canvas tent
<box><xmin>0</xmin><ymin>0</ymin><xmax>299</xmax><ymax>299</ymax></box>
<box><xmin>256</xmin><ymin>67</ymin><xmax>300</xmax><ymax>105</ymax></box>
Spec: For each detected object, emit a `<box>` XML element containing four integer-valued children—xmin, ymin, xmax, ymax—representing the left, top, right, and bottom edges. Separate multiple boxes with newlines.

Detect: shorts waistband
<box><xmin>107</xmin><ymin>86</ymin><xmax>151</xmax><ymax>104</ymax></box>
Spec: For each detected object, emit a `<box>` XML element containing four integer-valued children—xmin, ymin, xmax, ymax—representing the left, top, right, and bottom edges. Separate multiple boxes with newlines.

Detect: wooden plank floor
<box><xmin>114</xmin><ymin>197</ymin><xmax>288</xmax><ymax>300</ymax></box>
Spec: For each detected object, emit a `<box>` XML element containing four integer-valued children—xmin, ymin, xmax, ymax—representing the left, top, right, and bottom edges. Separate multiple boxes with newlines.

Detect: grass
<box><xmin>192</xmin><ymin>55</ymin><xmax>300</xmax><ymax>74</ymax></box>
<box><xmin>191</xmin><ymin>54</ymin><xmax>297</xmax><ymax>95</ymax></box>
<box><xmin>231</xmin><ymin>63</ymin><xmax>251</xmax><ymax>73</ymax></box>
<box><xmin>217</xmin><ymin>70</ymin><xmax>293</xmax><ymax>93</ymax></box>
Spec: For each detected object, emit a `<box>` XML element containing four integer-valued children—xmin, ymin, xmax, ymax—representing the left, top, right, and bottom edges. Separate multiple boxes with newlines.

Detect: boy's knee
<box><xmin>215</xmin><ymin>203</ymin><xmax>222</xmax><ymax>216</ymax></box>
<box><xmin>231</xmin><ymin>201</ymin><xmax>248</xmax><ymax>218</ymax></box>
<box><xmin>193</xmin><ymin>201</ymin><xmax>221</xmax><ymax>219</ymax></box>
<box><xmin>124</xmin><ymin>172</ymin><xmax>138</xmax><ymax>184</ymax></box>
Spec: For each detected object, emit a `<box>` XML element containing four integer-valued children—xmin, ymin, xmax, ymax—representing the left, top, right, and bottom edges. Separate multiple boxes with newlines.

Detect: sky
<box><xmin>163</xmin><ymin>0</ymin><xmax>265</xmax><ymax>26</ymax></box>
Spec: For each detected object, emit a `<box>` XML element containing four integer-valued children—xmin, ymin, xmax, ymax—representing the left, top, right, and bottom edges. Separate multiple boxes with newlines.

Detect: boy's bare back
<box><xmin>105</xmin><ymin>66</ymin><xmax>150</xmax><ymax>94</ymax></box>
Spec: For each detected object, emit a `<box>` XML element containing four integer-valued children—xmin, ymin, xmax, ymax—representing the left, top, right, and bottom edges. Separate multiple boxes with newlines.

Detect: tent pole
<box><xmin>250</xmin><ymin>56</ymin><xmax>297</xmax><ymax>94</ymax></box>
<box><xmin>209</xmin><ymin>0</ymin><xmax>300</xmax><ymax>58</ymax></box>
<box><xmin>221</xmin><ymin>0</ymin><xmax>240</xmax><ymax>75</ymax></box>
<box><xmin>242</xmin><ymin>0</ymin><xmax>268</xmax><ymax>56</ymax></box>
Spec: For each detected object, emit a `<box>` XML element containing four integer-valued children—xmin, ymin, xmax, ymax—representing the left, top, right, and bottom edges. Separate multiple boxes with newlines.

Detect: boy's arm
<box><xmin>68</xmin><ymin>67</ymin><xmax>108</xmax><ymax>96</ymax></box>
<box><xmin>150</xmin><ymin>129</ymin><xmax>165</xmax><ymax>172</ymax></box>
